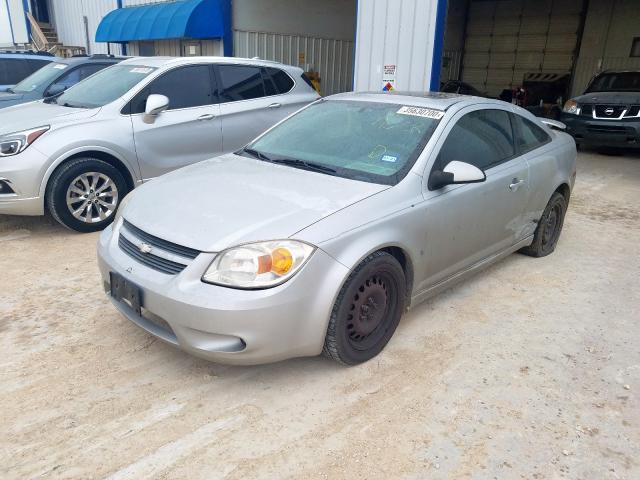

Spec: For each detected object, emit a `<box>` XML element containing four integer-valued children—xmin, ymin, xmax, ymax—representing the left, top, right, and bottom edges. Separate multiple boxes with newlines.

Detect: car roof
<box><xmin>327</xmin><ymin>91</ymin><xmax>501</xmax><ymax>110</ymax></box>
<box><xmin>0</xmin><ymin>51</ymin><xmax>55</xmax><ymax>60</ymax></box>
<box><xmin>50</xmin><ymin>55</ymin><xmax>126</xmax><ymax>66</ymax></box>
<box><xmin>119</xmin><ymin>56</ymin><xmax>301</xmax><ymax>71</ymax></box>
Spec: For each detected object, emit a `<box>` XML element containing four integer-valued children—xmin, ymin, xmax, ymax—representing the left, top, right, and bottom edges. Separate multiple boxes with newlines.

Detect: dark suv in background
<box><xmin>561</xmin><ymin>70</ymin><xmax>640</xmax><ymax>149</ymax></box>
<box><xmin>0</xmin><ymin>51</ymin><xmax>55</xmax><ymax>91</ymax></box>
<box><xmin>0</xmin><ymin>55</ymin><xmax>125</xmax><ymax>110</ymax></box>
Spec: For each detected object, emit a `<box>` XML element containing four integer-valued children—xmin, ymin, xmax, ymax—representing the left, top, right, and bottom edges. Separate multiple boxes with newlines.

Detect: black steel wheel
<box><xmin>520</xmin><ymin>191</ymin><xmax>567</xmax><ymax>257</ymax></box>
<box><xmin>323</xmin><ymin>251</ymin><xmax>406</xmax><ymax>365</ymax></box>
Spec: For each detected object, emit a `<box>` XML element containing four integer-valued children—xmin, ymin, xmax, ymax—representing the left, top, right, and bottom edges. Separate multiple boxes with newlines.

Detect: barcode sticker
<box><xmin>397</xmin><ymin>106</ymin><xmax>445</xmax><ymax>119</ymax></box>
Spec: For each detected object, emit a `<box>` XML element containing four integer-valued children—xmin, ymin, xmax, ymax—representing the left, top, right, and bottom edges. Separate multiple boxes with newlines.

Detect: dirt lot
<box><xmin>1</xmin><ymin>150</ymin><xmax>639</xmax><ymax>479</ymax></box>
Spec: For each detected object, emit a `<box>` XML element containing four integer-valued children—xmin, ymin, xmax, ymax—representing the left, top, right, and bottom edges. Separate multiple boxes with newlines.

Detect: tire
<box><xmin>47</xmin><ymin>158</ymin><xmax>129</xmax><ymax>233</ymax></box>
<box><xmin>323</xmin><ymin>251</ymin><xmax>406</xmax><ymax>365</ymax></box>
<box><xmin>519</xmin><ymin>192</ymin><xmax>567</xmax><ymax>257</ymax></box>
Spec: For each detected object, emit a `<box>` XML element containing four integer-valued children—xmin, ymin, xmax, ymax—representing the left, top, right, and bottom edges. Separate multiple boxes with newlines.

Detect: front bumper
<box><xmin>0</xmin><ymin>146</ymin><xmax>49</xmax><ymax>216</ymax></box>
<box><xmin>97</xmin><ymin>221</ymin><xmax>350</xmax><ymax>365</ymax></box>
<box><xmin>561</xmin><ymin>113</ymin><xmax>640</xmax><ymax>148</ymax></box>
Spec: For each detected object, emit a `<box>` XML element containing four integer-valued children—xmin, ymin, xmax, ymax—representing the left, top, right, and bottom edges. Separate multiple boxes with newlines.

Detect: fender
<box><xmin>37</xmin><ymin>144</ymin><xmax>142</xmax><ymax>200</ymax></box>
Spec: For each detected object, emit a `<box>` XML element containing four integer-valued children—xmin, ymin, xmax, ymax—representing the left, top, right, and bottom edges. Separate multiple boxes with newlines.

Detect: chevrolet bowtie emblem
<box><xmin>605</xmin><ymin>108</ymin><xmax>614</xmax><ymax>115</ymax></box>
<box><xmin>139</xmin><ymin>242</ymin><xmax>152</xmax><ymax>254</ymax></box>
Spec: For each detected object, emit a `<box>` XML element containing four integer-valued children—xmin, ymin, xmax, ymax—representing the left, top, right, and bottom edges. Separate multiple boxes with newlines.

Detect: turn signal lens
<box><xmin>202</xmin><ymin>240</ymin><xmax>315</xmax><ymax>289</ymax></box>
<box><xmin>271</xmin><ymin>248</ymin><xmax>293</xmax><ymax>275</ymax></box>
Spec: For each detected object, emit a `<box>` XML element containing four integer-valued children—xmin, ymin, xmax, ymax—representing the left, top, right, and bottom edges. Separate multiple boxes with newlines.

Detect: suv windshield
<box><xmin>586</xmin><ymin>72</ymin><xmax>640</xmax><ymax>93</ymax></box>
<box><xmin>12</xmin><ymin>62</ymin><xmax>67</xmax><ymax>93</ymax></box>
<box><xmin>244</xmin><ymin>100</ymin><xmax>441</xmax><ymax>185</ymax></box>
<box><xmin>54</xmin><ymin>65</ymin><xmax>156</xmax><ymax>109</ymax></box>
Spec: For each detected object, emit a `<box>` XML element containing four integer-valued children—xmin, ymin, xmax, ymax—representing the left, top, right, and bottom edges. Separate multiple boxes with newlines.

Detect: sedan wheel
<box><xmin>47</xmin><ymin>158</ymin><xmax>128</xmax><ymax>233</ymax></box>
<box><xmin>323</xmin><ymin>251</ymin><xmax>406</xmax><ymax>365</ymax></box>
<box><xmin>520</xmin><ymin>191</ymin><xmax>567</xmax><ymax>257</ymax></box>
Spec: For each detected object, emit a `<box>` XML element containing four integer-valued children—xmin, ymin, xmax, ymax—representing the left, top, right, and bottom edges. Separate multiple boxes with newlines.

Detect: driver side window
<box><xmin>434</xmin><ymin>109</ymin><xmax>515</xmax><ymax>172</ymax></box>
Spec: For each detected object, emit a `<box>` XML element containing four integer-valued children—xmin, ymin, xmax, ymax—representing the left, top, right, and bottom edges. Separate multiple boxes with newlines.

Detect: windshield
<box><xmin>12</xmin><ymin>62</ymin><xmax>68</xmax><ymax>93</ymax></box>
<box><xmin>54</xmin><ymin>65</ymin><xmax>156</xmax><ymax>108</ymax></box>
<box><xmin>586</xmin><ymin>72</ymin><xmax>640</xmax><ymax>93</ymax></box>
<box><xmin>244</xmin><ymin>100</ymin><xmax>442</xmax><ymax>185</ymax></box>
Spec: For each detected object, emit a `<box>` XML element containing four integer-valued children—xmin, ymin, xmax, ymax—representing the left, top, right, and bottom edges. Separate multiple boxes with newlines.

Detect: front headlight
<box><xmin>563</xmin><ymin>99</ymin><xmax>580</xmax><ymax>115</ymax></box>
<box><xmin>0</xmin><ymin>126</ymin><xmax>49</xmax><ymax>157</ymax></box>
<box><xmin>202</xmin><ymin>240</ymin><xmax>315</xmax><ymax>289</ymax></box>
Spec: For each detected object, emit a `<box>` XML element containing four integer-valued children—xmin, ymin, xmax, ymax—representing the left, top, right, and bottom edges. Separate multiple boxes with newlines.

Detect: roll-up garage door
<box><xmin>461</xmin><ymin>0</ymin><xmax>585</xmax><ymax>97</ymax></box>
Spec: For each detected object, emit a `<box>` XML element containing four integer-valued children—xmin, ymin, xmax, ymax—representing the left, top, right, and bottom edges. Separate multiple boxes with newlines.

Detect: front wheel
<box><xmin>47</xmin><ymin>158</ymin><xmax>129</xmax><ymax>233</ymax></box>
<box><xmin>323</xmin><ymin>251</ymin><xmax>406</xmax><ymax>365</ymax></box>
<box><xmin>520</xmin><ymin>192</ymin><xmax>567</xmax><ymax>257</ymax></box>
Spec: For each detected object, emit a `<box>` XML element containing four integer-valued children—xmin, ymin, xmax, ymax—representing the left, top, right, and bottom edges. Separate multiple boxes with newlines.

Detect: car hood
<box><xmin>0</xmin><ymin>101</ymin><xmax>99</xmax><ymax>135</ymax></box>
<box><xmin>123</xmin><ymin>154</ymin><xmax>389</xmax><ymax>252</ymax></box>
<box><xmin>575</xmin><ymin>91</ymin><xmax>640</xmax><ymax>105</ymax></box>
<box><xmin>0</xmin><ymin>91</ymin><xmax>27</xmax><ymax>110</ymax></box>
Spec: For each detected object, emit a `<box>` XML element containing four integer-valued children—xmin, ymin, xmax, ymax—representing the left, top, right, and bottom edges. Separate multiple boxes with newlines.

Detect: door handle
<box><xmin>267</xmin><ymin>103</ymin><xmax>282</xmax><ymax>109</ymax></box>
<box><xmin>509</xmin><ymin>178</ymin><xmax>525</xmax><ymax>191</ymax></box>
<box><xmin>197</xmin><ymin>114</ymin><xmax>216</xmax><ymax>121</ymax></box>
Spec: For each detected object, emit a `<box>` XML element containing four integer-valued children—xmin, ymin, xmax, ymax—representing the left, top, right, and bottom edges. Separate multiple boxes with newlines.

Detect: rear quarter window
<box><xmin>513</xmin><ymin>114</ymin><xmax>551</xmax><ymax>153</ymax></box>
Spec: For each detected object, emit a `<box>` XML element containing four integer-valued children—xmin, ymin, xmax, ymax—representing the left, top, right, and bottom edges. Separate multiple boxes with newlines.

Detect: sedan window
<box><xmin>244</xmin><ymin>100</ymin><xmax>441</xmax><ymax>185</ymax></box>
<box><xmin>513</xmin><ymin>114</ymin><xmax>551</xmax><ymax>153</ymax></box>
<box><xmin>435</xmin><ymin>109</ymin><xmax>515</xmax><ymax>171</ymax></box>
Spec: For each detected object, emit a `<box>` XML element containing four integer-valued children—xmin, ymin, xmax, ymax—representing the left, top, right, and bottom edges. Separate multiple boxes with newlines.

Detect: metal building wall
<box><xmin>571</xmin><ymin>0</ymin><xmax>640</xmax><ymax>96</ymax></box>
<box><xmin>50</xmin><ymin>0</ymin><xmax>121</xmax><ymax>55</ymax></box>
<box><xmin>460</xmin><ymin>0</ymin><xmax>585</xmax><ymax>97</ymax></box>
<box><xmin>233</xmin><ymin>30</ymin><xmax>354</xmax><ymax>95</ymax></box>
<box><xmin>128</xmin><ymin>39</ymin><xmax>223</xmax><ymax>56</ymax></box>
<box><xmin>0</xmin><ymin>0</ymin><xmax>29</xmax><ymax>46</ymax></box>
<box><xmin>353</xmin><ymin>0</ymin><xmax>444</xmax><ymax>92</ymax></box>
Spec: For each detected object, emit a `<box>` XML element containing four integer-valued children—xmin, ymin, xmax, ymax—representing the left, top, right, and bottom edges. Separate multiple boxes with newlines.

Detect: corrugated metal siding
<box><xmin>50</xmin><ymin>0</ymin><xmax>121</xmax><ymax>55</ymax></box>
<box><xmin>461</xmin><ymin>0</ymin><xmax>585</xmax><ymax>96</ymax></box>
<box><xmin>233</xmin><ymin>29</ymin><xmax>354</xmax><ymax>96</ymax></box>
<box><xmin>128</xmin><ymin>39</ymin><xmax>222</xmax><ymax>56</ymax></box>
<box><xmin>0</xmin><ymin>0</ymin><xmax>29</xmax><ymax>45</ymax></box>
<box><xmin>354</xmin><ymin>0</ymin><xmax>440</xmax><ymax>92</ymax></box>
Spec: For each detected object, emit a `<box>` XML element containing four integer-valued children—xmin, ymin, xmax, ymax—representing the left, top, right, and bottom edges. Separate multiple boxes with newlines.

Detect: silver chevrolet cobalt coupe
<box><xmin>98</xmin><ymin>92</ymin><xmax>577</xmax><ymax>365</ymax></box>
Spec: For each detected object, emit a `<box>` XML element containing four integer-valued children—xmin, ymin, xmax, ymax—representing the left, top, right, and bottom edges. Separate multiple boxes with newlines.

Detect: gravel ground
<box><xmin>1</xmin><ymin>150</ymin><xmax>639</xmax><ymax>480</ymax></box>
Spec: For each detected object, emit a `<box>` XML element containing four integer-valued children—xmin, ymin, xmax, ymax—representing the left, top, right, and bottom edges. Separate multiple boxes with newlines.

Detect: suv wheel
<box><xmin>47</xmin><ymin>158</ymin><xmax>129</xmax><ymax>233</ymax></box>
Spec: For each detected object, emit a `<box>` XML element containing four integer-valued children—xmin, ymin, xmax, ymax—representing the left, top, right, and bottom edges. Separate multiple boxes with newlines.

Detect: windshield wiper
<box><xmin>272</xmin><ymin>158</ymin><xmax>337</xmax><ymax>175</ymax></box>
<box><xmin>5</xmin><ymin>87</ymin><xmax>14</xmax><ymax>94</ymax></box>
<box><xmin>241</xmin><ymin>147</ymin><xmax>272</xmax><ymax>162</ymax></box>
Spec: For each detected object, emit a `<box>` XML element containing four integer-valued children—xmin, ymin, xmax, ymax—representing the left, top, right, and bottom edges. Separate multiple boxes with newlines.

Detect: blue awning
<box><xmin>95</xmin><ymin>0</ymin><xmax>231</xmax><ymax>47</ymax></box>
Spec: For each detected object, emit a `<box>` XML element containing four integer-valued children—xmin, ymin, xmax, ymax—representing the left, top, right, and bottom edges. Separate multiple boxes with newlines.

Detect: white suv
<box><xmin>0</xmin><ymin>56</ymin><xmax>319</xmax><ymax>231</ymax></box>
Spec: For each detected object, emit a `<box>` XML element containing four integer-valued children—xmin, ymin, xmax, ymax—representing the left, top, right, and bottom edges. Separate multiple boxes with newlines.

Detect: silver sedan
<box><xmin>97</xmin><ymin>92</ymin><xmax>577</xmax><ymax>365</ymax></box>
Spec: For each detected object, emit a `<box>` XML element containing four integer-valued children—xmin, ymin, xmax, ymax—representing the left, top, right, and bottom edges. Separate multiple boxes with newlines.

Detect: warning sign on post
<box><xmin>382</xmin><ymin>65</ymin><xmax>396</xmax><ymax>92</ymax></box>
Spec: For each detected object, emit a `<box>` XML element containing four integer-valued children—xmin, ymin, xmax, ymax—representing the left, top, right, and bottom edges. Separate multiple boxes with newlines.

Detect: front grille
<box><xmin>118</xmin><ymin>234</ymin><xmax>188</xmax><ymax>275</ymax></box>
<box><xmin>594</xmin><ymin>105</ymin><xmax>626</xmax><ymax>119</ymax></box>
<box><xmin>580</xmin><ymin>105</ymin><xmax>593</xmax><ymax>117</ymax></box>
<box><xmin>122</xmin><ymin>219</ymin><xmax>199</xmax><ymax>259</ymax></box>
<box><xmin>625</xmin><ymin>105</ymin><xmax>640</xmax><ymax>117</ymax></box>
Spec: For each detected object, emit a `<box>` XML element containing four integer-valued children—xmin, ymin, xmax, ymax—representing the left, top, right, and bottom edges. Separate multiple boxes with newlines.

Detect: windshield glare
<box><xmin>12</xmin><ymin>62</ymin><xmax>68</xmax><ymax>93</ymax></box>
<box><xmin>55</xmin><ymin>65</ymin><xmax>156</xmax><ymax>108</ymax></box>
<box><xmin>586</xmin><ymin>72</ymin><xmax>640</xmax><ymax>93</ymax></box>
<box><xmin>246</xmin><ymin>100</ymin><xmax>441</xmax><ymax>185</ymax></box>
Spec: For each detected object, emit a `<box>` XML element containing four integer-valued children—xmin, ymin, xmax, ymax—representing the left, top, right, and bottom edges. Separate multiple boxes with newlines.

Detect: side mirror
<box><xmin>145</xmin><ymin>94</ymin><xmax>169</xmax><ymax>116</ymax></box>
<box><xmin>45</xmin><ymin>83</ymin><xmax>67</xmax><ymax>97</ymax></box>
<box><xmin>428</xmin><ymin>160</ymin><xmax>486</xmax><ymax>190</ymax></box>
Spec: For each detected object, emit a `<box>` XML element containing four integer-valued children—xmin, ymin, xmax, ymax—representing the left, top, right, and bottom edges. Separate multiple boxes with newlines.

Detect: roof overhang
<box><xmin>95</xmin><ymin>0</ymin><xmax>231</xmax><ymax>47</ymax></box>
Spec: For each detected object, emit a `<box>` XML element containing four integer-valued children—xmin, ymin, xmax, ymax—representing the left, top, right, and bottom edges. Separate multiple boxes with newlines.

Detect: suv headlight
<box><xmin>202</xmin><ymin>240</ymin><xmax>315</xmax><ymax>289</ymax></box>
<box><xmin>0</xmin><ymin>126</ymin><xmax>49</xmax><ymax>157</ymax></box>
<box><xmin>563</xmin><ymin>99</ymin><xmax>580</xmax><ymax>115</ymax></box>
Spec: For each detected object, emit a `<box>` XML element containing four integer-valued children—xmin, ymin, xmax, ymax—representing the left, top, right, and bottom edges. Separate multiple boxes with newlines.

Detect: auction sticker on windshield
<box><xmin>397</xmin><ymin>106</ymin><xmax>445</xmax><ymax>119</ymax></box>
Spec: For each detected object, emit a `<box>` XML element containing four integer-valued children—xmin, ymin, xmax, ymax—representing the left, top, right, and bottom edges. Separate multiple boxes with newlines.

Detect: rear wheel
<box><xmin>520</xmin><ymin>192</ymin><xmax>567</xmax><ymax>257</ymax></box>
<box><xmin>323</xmin><ymin>251</ymin><xmax>406</xmax><ymax>365</ymax></box>
<box><xmin>47</xmin><ymin>158</ymin><xmax>128</xmax><ymax>233</ymax></box>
